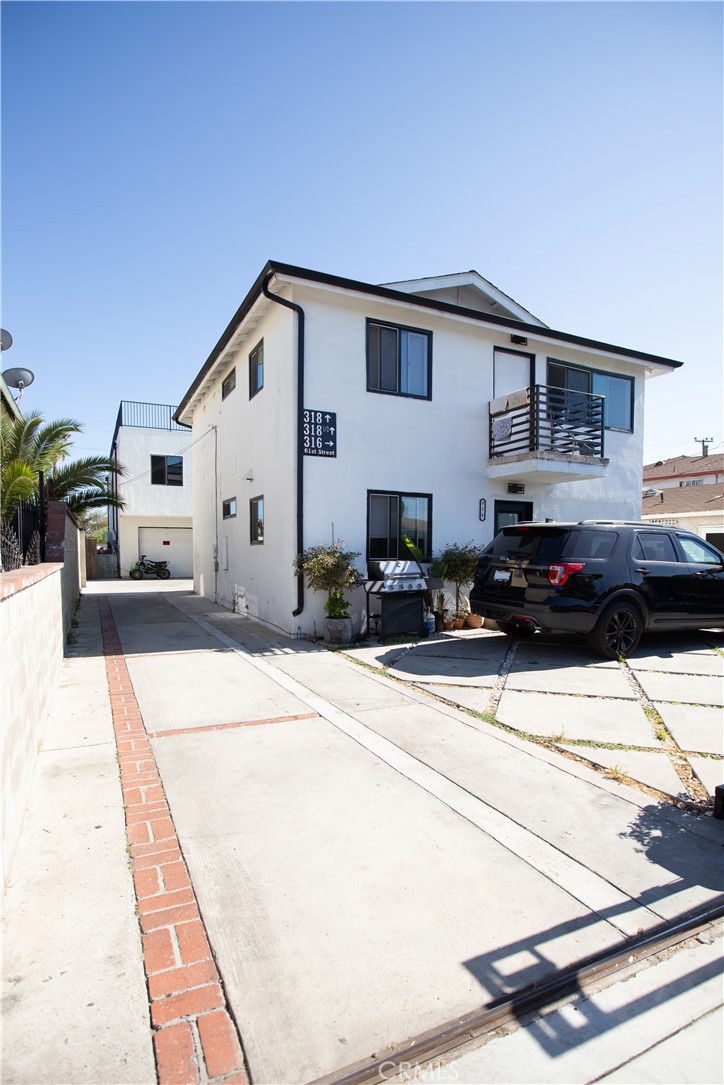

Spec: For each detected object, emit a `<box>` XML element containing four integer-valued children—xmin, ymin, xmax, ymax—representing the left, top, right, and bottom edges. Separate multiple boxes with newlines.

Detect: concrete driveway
<box><xmin>3</xmin><ymin>583</ymin><xmax>723</xmax><ymax>1085</ymax></box>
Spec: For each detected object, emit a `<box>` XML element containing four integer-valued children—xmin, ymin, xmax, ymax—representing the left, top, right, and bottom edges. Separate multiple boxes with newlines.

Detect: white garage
<box><xmin>138</xmin><ymin>527</ymin><xmax>193</xmax><ymax>578</ymax></box>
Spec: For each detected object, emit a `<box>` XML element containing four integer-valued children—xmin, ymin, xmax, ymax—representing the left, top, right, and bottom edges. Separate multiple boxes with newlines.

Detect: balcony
<box><xmin>488</xmin><ymin>385</ymin><xmax>609</xmax><ymax>483</ymax></box>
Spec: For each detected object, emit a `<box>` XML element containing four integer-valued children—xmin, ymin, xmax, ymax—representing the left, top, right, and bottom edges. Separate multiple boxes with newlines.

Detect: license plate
<box><xmin>493</xmin><ymin>569</ymin><xmax>511</xmax><ymax>583</ymax></box>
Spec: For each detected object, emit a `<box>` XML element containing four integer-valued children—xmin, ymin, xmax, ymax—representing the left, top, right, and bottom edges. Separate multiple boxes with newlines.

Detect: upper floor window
<box><xmin>222</xmin><ymin>368</ymin><xmax>236</xmax><ymax>400</ymax></box>
<box><xmin>367</xmin><ymin>320</ymin><xmax>431</xmax><ymax>399</ymax></box>
<box><xmin>151</xmin><ymin>455</ymin><xmax>183</xmax><ymax>486</ymax></box>
<box><xmin>367</xmin><ymin>490</ymin><xmax>431</xmax><ymax>559</ymax></box>
<box><xmin>250</xmin><ymin>495</ymin><xmax>264</xmax><ymax>543</ymax></box>
<box><xmin>222</xmin><ymin>497</ymin><xmax>237</xmax><ymax>519</ymax></box>
<box><xmin>548</xmin><ymin>361</ymin><xmax>633</xmax><ymax>432</ymax></box>
<box><xmin>249</xmin><ymin>340</ymin><xmax>264</xmax><ymax>399</ymax></box>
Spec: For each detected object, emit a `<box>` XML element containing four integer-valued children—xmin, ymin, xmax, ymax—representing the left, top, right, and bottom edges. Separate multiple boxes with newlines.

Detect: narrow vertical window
<box><xmin>222</xmin><ymin>367</ymin><xmax>236</xmax><ymax>400</ymax></box>
<box><xmin>249</xmin><ymin>340</ymin><xmax>264</xmax><ymax>399</ymax></box>
<box><xmin>250</xmin><ymin>495</ymin><xmax>264</xmax><ymax>543</ymax></box>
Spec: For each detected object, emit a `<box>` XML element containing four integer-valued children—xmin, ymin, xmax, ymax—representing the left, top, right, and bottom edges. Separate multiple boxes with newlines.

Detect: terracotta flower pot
<box><xmin>466</xmin><ymin>613</ymin><xmax>483</xmax><ymax>628</ymax></box>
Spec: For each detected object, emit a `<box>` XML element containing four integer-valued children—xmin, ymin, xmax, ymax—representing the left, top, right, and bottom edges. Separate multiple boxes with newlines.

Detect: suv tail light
<box><xmin>548</xmin><ymin>562</ymin><xmax>585</xmax><ymax>586</ymax></box>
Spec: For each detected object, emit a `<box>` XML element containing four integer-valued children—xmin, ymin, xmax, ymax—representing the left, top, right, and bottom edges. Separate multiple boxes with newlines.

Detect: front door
<box><xmin>494</xmin><ymin>500</ymin><xmax>533</xmax><ymax>535</ymax></box>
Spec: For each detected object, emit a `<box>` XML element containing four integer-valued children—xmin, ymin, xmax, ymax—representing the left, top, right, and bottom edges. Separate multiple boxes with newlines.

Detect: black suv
<box><xmin>469</xmin><ymin>521</ymin><xmax>724</xmax><ymax>658</ymax></box>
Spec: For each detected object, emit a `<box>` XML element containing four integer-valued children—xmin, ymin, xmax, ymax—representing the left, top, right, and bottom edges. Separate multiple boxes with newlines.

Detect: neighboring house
<box><xmin>175</xmin><ymin>260</ymin><xmax>683</xmax><ymax>636</ymax></box>
<box><xmin>108</xmin><ymin>401</ymin><xmax>193</xmax><ymax>577</ymax></box>
<box><xmin>642</xmin><ymin>452</ymin><xmax>724</xmax><ymax>550</ymax></box>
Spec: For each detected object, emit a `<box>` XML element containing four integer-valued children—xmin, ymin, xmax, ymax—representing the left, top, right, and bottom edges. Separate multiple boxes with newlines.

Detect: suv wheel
<box><xmin>497</xmin><ymin>621</ymin><xmax>536</xmax><ymax>639</ymax></box>
<box><xmin>587</xmin><ymin>601</ymin><xmax>642</xmax><ymax>659</ymax></box>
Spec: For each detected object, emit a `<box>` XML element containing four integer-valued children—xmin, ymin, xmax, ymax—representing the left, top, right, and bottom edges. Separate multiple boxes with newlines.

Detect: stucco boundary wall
<box><xmin>1</xmin><ymin>505</ymin><xmax>85</xmax><ymax>886</ymax></box>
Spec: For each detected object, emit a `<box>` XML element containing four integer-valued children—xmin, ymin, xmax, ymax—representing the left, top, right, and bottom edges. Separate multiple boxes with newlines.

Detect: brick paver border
<box><xmin>99</xmin><ymin>596</ymin><xmax>250</xmax><ymax>1085</ymax></box>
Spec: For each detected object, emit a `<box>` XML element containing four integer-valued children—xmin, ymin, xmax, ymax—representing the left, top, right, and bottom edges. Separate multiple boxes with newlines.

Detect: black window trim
<box><xmin>366</xmin><ymin>488</ymin><xmax>433</xmax><ymax>560</ymax></box>
<box><xmin>221</xmin><ymin>367</ymin><xmax>236</xmax><ymax>400</ymax></box>
<box><xmin>366</xmin><ymin>318</ymin><xmax>433</xmax><ymax>401</ymax></box>
<box><xmin>249</xmin><ymin>338</ymin><xmax>264</xmax><ymax>400</ymax></box>
<box><xmin>547</xmin><ymin>357</ymin><xmax>634</xmax><ymax>433</ymax></box>
<box><xmin>222</xmin><ymin>497</ymin><xmax>237</xmax><ymax>519</ymax></box>
<box><xmin>150</xmin><ymin>454</ymin><xmax>184</xmax><ymax>487</ymax></box>
<box><xmin>250</xmin><ymin>494</ymin><xmax>264</xmax><ymax>544</ymax></box>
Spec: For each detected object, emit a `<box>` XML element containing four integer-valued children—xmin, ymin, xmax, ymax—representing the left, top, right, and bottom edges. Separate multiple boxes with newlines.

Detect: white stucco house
<box><xmin>175</xmin><ymin>261</ymin><xmax>683</xmax><ymax>636</ymax></box>
<box><xmin>109</xmin><ymin>401</ymin><xmax>193</xmax><ymax>577</ymax></box>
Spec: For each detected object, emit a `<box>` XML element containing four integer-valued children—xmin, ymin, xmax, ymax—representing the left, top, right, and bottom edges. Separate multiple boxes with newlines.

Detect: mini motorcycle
<box><xmin>129</xmin><ymin>555</ymin><xmax>171</xmax><ymax>580</ymax></box>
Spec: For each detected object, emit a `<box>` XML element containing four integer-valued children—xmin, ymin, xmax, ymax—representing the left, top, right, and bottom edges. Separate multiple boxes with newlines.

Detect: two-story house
<box><xmin>109</xmin><ymin>401</ymin><xmax>193</xmax><ymax>577</ymax></box>
<box><xmin>175</xmin><ymin>261</ymin><xmax>682</xmax><ymax>636</ymax></box>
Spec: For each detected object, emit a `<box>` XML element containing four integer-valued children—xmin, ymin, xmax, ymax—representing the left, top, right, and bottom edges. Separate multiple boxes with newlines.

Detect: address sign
<box><xmin>302</xmin><ymin>409</ymin><xmax>337</xmax><ymax>458</ymax></box>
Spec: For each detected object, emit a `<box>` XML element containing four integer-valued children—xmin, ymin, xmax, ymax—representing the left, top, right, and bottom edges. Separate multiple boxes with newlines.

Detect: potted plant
<box><xmin>294</xmin><ymin>541</ymin><xmax>361</xmax><ymax>644</ymax></box>
<box><xmin>433</xmin><ymin>589</ymin><xmax>448</xmax><ymax>632</ymax></box>
<box><xmin>436</xmin><ymin>542</ymin><xmax>480</xmax><ymax>630</ymax></box>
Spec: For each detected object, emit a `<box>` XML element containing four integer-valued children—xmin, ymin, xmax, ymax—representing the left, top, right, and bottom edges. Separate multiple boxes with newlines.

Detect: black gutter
<box><xmin>261</xmin><ymin>274</ymin><xmax>305</xmax><ymax>618</ymax></box>
<box><xmin>174</xmin><ymin>261</ymin><xmax>684</xmax><ymax>426</ymax></box>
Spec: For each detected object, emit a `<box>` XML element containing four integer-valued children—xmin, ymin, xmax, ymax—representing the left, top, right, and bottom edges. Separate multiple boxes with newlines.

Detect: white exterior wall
<box><xmin>116</xmin><ymin>427</ymin><xmax>193</xmax><ymax>578</ymax></box>
<box><xmin>186</xmin><ymin>279</ymin><xmax>651</xmax><ymax>637</ymax></box>
<box><xmin>190</xmin><ymin>303</ymin><xmax>298</xmax><ymax>630</ymax></box>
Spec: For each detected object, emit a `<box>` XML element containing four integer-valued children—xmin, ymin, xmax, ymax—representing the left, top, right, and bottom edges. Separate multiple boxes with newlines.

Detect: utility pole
<box><xmin>695</xmin><ymin>437</ymin><xmax>713</xmax><ymax>458</ymax></box>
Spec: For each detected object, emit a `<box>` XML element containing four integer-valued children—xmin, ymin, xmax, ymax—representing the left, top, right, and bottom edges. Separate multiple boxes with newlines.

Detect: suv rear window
<box><xmin>569</xmin><ymin>530</ymin><xmax>616</xmax><ymax>560</ymax></box>
<box><xmin>489</xmin><ymin>527</ymin><xmax>571</xmax><ymax>562</ymax></box>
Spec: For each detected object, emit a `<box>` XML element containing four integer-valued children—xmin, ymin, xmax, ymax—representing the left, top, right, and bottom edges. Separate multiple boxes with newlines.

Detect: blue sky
<box><xmin>2</xmin><ymin>1</ymin><xmax>722</xmax><ymax>465</ymax></box>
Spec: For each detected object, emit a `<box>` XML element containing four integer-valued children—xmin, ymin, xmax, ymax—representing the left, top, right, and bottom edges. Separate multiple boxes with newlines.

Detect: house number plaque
<box><xmin>302</xmin><ymin>409</ymin><xmax>337</xmax><ymax>458</ymax></box>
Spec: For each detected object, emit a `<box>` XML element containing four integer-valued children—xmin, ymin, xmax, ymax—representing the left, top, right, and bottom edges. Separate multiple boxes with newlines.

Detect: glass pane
<box><xmin>150</xmin><ymin>456</ymin><xmax>165</xmax><ymax>485</ymax></box>
<box><xmin>592</xmin><ymin>373</ymin><xmax>632</xmax><ymax>430</ymax></box>
<box><xmin>369</xmin><ymin>494</ymin><xmax>393</xmax><ymax>556</ymax></box>
<box><xmin>400</xmin><ymin>495</ymin><xmax>429</xmax><ymax>557</ymax></box>
<box><xmin>637</xmin><ymin>533</ymin><xmax>677</xmax><ymax>561</ymax></box>
<box><xmin>166</xmin><ymin>456</ymin><xmax>183</xmax><ymax>486</ymax></box>
<box><xmin>379</xmin><ymin>327</ymin><xmax>398</xmax><ymax>392</ymax></box>
<box><xmin>251</xmin><ymin>497</ymin><xmax>264</xmax><ymax>542</ymax></box>
<box><xmin>367</xmin><ymin>324</ymin><xmax>381</xmax><ymax>389</ymax></box>
<box><xmin>679</xmin><ymin>536</ymin><xmax>720</xmax><ymax>564</ymax></box>
<box><xmin>400</xmin><ymin>332</ymin><xmax>428</xmax><ymax>396</ymax></box>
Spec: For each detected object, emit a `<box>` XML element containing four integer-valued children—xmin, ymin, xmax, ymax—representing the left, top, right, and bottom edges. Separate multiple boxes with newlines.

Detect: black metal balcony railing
<box><xmin>115</xmin><ymin>401</ymin><xmax>190</xmax><ymax>432</ymax></box>
<box><xmin>489</xmin><ymin>385</ymin><xmax>605</xmax><ymax>459</ymax></box>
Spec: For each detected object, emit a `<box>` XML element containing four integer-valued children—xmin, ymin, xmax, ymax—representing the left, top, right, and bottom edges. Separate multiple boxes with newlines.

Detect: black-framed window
<box><xmin>151</xmin><ymin>455</ymin><xmax>183</xmax><ymax>486</ymax></box>
<box><xmin>548</xmin><ymin>360</ymin><xmax>633</xmax><ymax>431</ymax></box>
<box><xmin>222</xmin><ymin>497</ymin><xmax>237</xmax><ymax>519</ymax></box>
<box><xmin>367</xmin><ymin>320</ymin><xmax>431</xmax><ymax>399</ymax></box>
<box><xmin>222</xmin><ymin>367</ymin><xmax>236</xmax><ymax>400</ymax></box>
<box><xmin>249</xmin><ymin>340</ymin><xmax>264</xmax><ymax>399</ymax></box>
<box><xmin>250</xmin><ymin>495</ymin><xmax>264</xmax><ymax>543</ymax></box>
<box><xmin>367</xmin><ymin>490</ymin><xmax>431</xmax><ymax>559</ymax></box>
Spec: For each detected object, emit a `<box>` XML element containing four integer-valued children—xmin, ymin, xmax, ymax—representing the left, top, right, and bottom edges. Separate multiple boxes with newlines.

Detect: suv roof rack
<box><xmin>577</xmin><ymin>520</ymin><xmax>652</xmax><ymax>527</ymax></box>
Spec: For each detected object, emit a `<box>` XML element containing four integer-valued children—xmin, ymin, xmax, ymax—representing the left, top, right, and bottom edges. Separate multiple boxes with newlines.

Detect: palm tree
<box><xmin>0</xmin><ymin>409</ymin><xmax>125</xmax><ymax>523</ymax></box>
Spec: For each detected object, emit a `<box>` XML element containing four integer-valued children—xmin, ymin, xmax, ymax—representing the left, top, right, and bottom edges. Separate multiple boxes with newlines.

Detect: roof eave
<box><xmin>175</xmin><ymin>261</ymin><xmax>685</xmax><ymax>423</ymax></box>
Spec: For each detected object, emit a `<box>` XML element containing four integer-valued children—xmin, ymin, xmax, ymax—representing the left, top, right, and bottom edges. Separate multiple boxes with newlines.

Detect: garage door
<box><xmin>138</xmin><ymin>527</ymin><xmax>193</xmax><ymax>578</ymax></box>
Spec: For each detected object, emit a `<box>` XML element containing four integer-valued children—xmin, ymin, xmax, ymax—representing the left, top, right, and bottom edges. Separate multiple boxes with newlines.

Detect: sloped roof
<box><xmin>642</xmin><ymin>481</ymin><xmax>724</xmax><ymax>517</ymax></box>
<box><xmin>381</xmin><ymin>271</ymin><xmax>548</xmax><ymax>326</ymax></box>
<box><xmin>176</xmin><ymin>260</ymin><xmax>685</xmax><ymax>424</ymax></box>
<box><xmin>643</xmin><ymin>453</ymin><xmax>724</xmax><ymax>480</ymax></box>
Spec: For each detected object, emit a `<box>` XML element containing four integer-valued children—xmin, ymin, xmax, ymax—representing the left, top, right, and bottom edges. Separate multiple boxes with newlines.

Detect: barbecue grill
<box><xmin>364</xmin><ymin>560</ymin><xmax>432</xmax><ymax>637</ymax></box>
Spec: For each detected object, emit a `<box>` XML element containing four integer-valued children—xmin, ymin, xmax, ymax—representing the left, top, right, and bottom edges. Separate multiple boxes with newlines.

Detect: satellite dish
<box><xmin>0</xmin><ymin>329</ymin><xmax>13</xmax><ymax>351</ymax></box>
<box><xmin>2</xmin><ymin>367</ymin><xmax>35</xmax><ymax>401</ymax></box>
